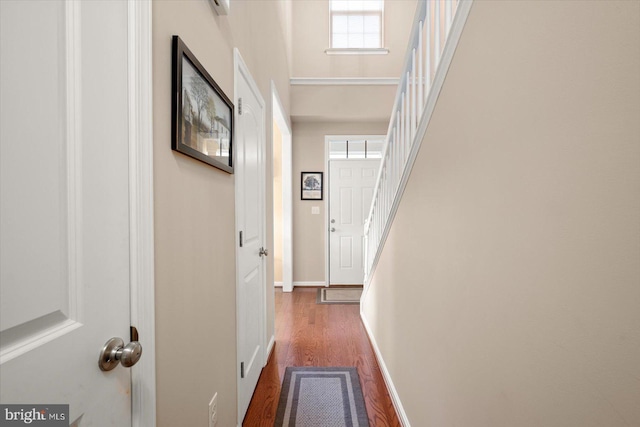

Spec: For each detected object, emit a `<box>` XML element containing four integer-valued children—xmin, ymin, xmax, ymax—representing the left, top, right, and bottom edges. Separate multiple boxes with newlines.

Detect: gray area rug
<box><xmin>274</xmin><ymin>367</ymin><xmax>370</xmax><ymax>427</ymax></box>
<box><xmin>316</xmin><ymin>287</ymin><xmax>363</xmax><ymax>305</ymax></box>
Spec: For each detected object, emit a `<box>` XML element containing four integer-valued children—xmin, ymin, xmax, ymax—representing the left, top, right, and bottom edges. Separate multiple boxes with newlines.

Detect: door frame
<box><xmin>234</xmin><ymin>48</ymin><xmax>267</xmax><ymax>424</ymax></box>
<box><xmin>271</xmin><ymin>81</ymin><xmax>293</xmax><ymax>293</ymax></box>
<box><xmin>128</xmin><ymin>1</ymin><xmax>156</xmax><ymax>426</ymax></box>
<box><xmin>324</xmin><ymin>135</ymin><xmax>384</xmax><ymax>287</ymax></box>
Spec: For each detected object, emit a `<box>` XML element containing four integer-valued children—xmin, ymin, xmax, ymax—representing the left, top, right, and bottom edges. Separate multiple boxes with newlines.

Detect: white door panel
<box><xmin>340</xmin><ymin>188</ymin><xmax>353</xmax><ymax>224</ymax></box>
<box><xmin>235</xmin><ymin>50</ymin><xmax>266</xmax><ymax>423</ymax></box>
<box><xmin>340</xmin><ymin>237</ymin><xmax>354</xmax><ymax>268</ymax></box>
<box><xmin>1</xmin><ymin>1</ymin><xmax>133</xmax><ymax>425</ymax></box>
<box><xmin>329</xmin><ymin>160</ymin><xmax>380</xmax><ymax>285</ymax></box>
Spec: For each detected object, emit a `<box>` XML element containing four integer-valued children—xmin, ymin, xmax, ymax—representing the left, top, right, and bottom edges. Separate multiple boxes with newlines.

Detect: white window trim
<box><xmin>325</xmin><ymin>48</ymin><xmax>389</xmax><ymax>55</ymax></box>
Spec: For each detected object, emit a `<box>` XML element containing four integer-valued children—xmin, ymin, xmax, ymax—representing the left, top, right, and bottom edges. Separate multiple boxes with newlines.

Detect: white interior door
<box><xmin>329</xmin><ymin>160</ymin><xmax>380</xmax><ymax>285</ymax></box>
<box><xmin>234</xmin><ymin>50</ymin><xmax>267</xmax><ymax>423</ymax></box>
<box><xmin>0</xmin><ymin>1</ymin><xmax>137</xmax><ymax>425</ymax></box>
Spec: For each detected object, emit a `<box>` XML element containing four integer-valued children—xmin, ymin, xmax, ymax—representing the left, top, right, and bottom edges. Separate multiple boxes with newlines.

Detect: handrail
<box><xmin>363</xmin><ymin>0</ymin><xmax>474</xmax><ymax>284</ymax></box>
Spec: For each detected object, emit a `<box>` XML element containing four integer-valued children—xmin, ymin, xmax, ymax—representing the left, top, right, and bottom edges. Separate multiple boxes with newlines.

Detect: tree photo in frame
<box><xmin>172</xmin><ymin>35</ymin><xmax>233</xmax><ymax>173</ymax></box>
<box><xmin>301</xmin><ymin>172</ymin><xmax>323</xmax><ymax>200</ymax></box>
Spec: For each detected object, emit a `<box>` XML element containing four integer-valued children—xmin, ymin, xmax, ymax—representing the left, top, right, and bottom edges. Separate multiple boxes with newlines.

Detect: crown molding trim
<box><xmin>290</xmin><ymin>77</ymin><xmax>399</xmax><ymax>86</ymax></box>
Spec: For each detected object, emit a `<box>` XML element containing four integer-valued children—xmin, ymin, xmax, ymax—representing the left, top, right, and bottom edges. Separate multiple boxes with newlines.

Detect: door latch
<box><xmin>130</xmin><ymin>325</ymin><xmax>139</xmax><ymax>342</ymax></box>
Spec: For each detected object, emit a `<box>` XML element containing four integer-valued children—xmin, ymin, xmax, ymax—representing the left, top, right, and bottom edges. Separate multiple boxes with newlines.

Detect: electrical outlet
<box><xmin>208</xmin><ymin>393</ymin><xmax>218</xmax><ymax>427</ymax></box>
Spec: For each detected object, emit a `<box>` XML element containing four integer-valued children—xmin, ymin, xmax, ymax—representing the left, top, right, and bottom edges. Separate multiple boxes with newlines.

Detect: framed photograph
<box><xmin>301</xmin><ymin>172</ymin><xmax>323</xmax><ymax>200</ymax></box>
<box><xmin>172</xmin><ymin>35</ymin><xmax>233</xmax><ymax>173</ymax></box>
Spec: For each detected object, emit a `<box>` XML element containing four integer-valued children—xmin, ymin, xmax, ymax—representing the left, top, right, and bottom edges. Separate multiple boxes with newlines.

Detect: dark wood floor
<box><xmin>242</xmin><ymin>287</ymin><xmax>401</xmax><ymax>426</ymax></box>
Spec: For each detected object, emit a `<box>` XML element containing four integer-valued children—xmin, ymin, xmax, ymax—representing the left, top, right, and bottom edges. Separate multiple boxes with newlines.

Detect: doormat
<box><xmin>274</xmin><ymin>367</ymin><xmax>370</xmax><ymax>427</ymax></box>
<box><xmin>316</xmin><ymin>287</ymin><xmax>363</xmax><ymax>304</ymax></box>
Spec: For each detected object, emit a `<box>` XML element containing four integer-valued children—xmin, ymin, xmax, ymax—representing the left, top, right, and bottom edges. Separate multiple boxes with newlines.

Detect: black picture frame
<box><xmin>172</xmin><ymin>35</ymin><xmax>233</xmax><ymax>173</ymax></box>
<box><xmin>301</xmin><ymin>172</ymin><xmax>323</xmax><ymax>200</ymax></box>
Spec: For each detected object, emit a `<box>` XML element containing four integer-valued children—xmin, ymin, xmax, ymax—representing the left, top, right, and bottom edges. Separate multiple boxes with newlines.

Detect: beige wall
<box><xmin>291</xmin><ymin>84</ymin><xmax>398</xmax><ymax>122</ymax></box>
<box><xmin>291</xmin><ymin>0</ymin><xmax>417</xmax><ymax>78</ymax></box>
<box><xmin>362</xmin><ymin>1</ymin><xmax>640</xmax><ymax>426</ymax></box>
<box><xmin>273</xmin><ymin>121</ymin><xmax>284</xmax><ymax>283</ymax></box>
<box><xmin>292</xmin><ymin>121</ymin><xmax>388</xmax><ymax>283</ymax></box>
<box><xmin>153</xmin><ymin>1</ymin><xmax>290</xmax><ymax>426</ymax></box>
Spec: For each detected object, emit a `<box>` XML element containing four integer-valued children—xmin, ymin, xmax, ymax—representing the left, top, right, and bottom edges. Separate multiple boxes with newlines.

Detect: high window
<box><xmin>330</xmin><ymin>0</ymin><xmax>384</xmax><ymax>49</ymax></box>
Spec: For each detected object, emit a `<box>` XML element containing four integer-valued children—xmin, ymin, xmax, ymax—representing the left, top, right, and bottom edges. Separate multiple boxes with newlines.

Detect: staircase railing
<box><xmin>363</xmin><ymin>0</ymin><xmax>474</xmax><ymax>284</ymax></box>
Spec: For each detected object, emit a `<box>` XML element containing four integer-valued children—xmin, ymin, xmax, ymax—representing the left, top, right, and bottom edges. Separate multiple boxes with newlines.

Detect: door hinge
<box><xmin>238</xmin><ymin>97</ymin><xmax>242</xmax><ymax>115</ymax></box>
<box><xmin>239</xmin><ymin>231</ymin><xmax>243</xmax><ymax>247</ymax></box>
<box><xmin>130</xmin><ymin>325</ymin><xmax>139</xmax><ymax>342</ymax></box>
<box><xmin>240</xmin><ymin>362</ymin><xmax>245</xmax><ymax>378</ymax></box>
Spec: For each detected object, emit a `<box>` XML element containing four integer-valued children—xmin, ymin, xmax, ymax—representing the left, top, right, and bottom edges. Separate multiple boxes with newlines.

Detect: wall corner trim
<box><xmin>360</xmin><ymin>311</ymin><xmax>411</xmax><ymax>427</ymax></box>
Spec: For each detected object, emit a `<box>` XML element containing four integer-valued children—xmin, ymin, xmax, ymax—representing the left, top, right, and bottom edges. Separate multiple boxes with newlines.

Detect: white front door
<box><xmin>234</xmin><ymin>50</ymin><xmax>267</xmax><ymax>422</ymax></box>
<box><xmin>329</xmin><ymin>160</ymin><xmax>380</xmax><ymax>285</ymax></box>
<box><xmin>1</xmin><ymin>1</ymin><xmax>136</xmax><ymax>425</ymax></box>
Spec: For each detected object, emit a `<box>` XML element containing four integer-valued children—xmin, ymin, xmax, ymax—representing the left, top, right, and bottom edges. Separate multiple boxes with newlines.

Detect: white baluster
<box><xmin>411</xmin><ymin>50</ymin><xmax>417</xmax><ymax>139</ymax></box>
<box><xmin>405</xmin><ymin>83</ymin><xmax>410</xmax><ymax>151</ymax></box>
<box><xmin>445</xmin><ymin>0</ymin><xmax>452</xmax><ymax>36</ymax></box>
<box><xmin>418</xmin><ymin>20</ymin><xmax>424</xmax><ymax>117</ymax></box>
<box><xmin>389</xmin><ymin>147</ymin><xmax>393</xmax><ymax>196</ymax></box>
<box><xmin>435</xmin><ymin>0</ymin><xmax>441</xmax><ymax>66</ymax></box>
<box><xmin>399</xmin><ymin>97</ymin><xmax>405</xmax><ymax>168</ymax></box>
<box><xmin>394</xmin><ymin>124</ymin><xmax>400</xmax><ymax>190</ymax></box>
<box><xmin>426</xmin><ymin>0</ymin><xmax>432</xmax><ymax>92</ymax></box>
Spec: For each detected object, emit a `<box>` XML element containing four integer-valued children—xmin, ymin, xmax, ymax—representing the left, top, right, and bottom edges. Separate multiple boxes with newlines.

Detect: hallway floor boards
<box><xmin>242</xmin><ymin>287</ymin><xmax>401</xmax><ymax>426</ymax></box>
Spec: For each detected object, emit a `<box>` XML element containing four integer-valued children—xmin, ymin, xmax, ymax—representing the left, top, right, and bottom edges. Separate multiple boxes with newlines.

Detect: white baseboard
<box><xmin>266</xmin><ymin>334</ymin><xmax>275</xmax><ymax>364</ymax></box>
<box><xmin>274</xmin><ymin>281</ymin><xmax>283</xmax><ymax>287</ymax></box>
<box><xmin>293</xmin><ymin>281</ymin><xmax>326</xmax><ymax>287</ymax></box>
<box><xmin>360</xmin><ymin>312</ymin><xmax>411</xmax><ymax>426</ymax></box>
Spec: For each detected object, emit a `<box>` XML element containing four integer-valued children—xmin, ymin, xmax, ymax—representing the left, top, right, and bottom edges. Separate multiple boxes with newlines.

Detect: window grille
<box><xmin>329</xmin><ymin>138</ymin><xmax>385</xmax><ymax>159</ymax></box>
<box><xmin>330</xmin><ymin>0</ymin><xmax>384</xmax><ymax>49</ymax></box>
